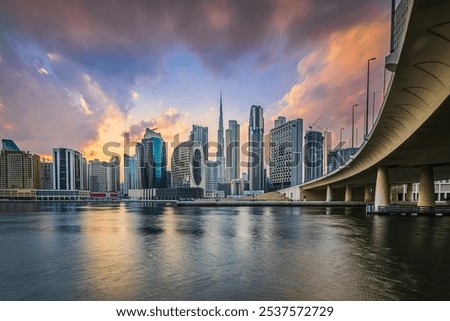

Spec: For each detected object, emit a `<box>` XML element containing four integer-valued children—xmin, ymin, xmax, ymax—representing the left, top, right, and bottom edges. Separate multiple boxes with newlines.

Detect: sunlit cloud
<box><xmin>79</xmin><ymin>95</ymin><xmax>93</xmax><ymax>115</ymax></box>
<box><xmin>37</xmin><ymin>67</ymin><xmax>49</xmax><ymax>75</ymax></box>
<box><xmin>131</xmin><ymin>90</ymin><xmax>139</xmax><ymax>101</ymax></box>
<box><xmin>47</xmin><ymin>52</ymin><xmax>60</xmax><ymax>62</ymax></box>
<box><xmin>273</xmin><ymin>11</ymin><xmax>389</xmax><ymax>142</ymax></box>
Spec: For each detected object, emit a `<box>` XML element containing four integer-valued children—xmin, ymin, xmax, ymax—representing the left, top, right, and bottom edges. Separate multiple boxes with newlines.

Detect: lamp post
<box><xmin>339</xmin><ymin>128</ymin><xmax>345</xmax><ymax>150</ymax></box>
<box><xmin>365</xmin><ymin>57</ymin><xmax>376</xmax><ymax>136</ymax></box>
<box><xmin>372</xmin><ymin>90</ymin><xmax>382</xmax><ymax>126</ymax></box>
<box><xmin>352</xmin><ymin>104</ymin><xmax>359</xmax><ymax>149</ymax></box>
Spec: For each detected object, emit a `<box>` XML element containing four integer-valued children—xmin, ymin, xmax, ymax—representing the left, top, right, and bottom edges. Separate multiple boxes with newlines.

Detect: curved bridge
<box><xmin>286</xmin><ymin>0</ymin><xmax>450</xmax><ymax>211</ymax></box>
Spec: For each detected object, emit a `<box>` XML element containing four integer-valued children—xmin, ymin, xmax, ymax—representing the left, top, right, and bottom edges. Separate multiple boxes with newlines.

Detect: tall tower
<box><xmin>216</xmin><ymin>90</ymin><xmax>226</xmax><ymax>183</ymax></box>
<box><xmin>248</xmin><ymin>105</ymin><xmax>265</xmax><ymax>191</ymax></box>
<box><xmin>226</xmin><ymin>120</ymin><xmax>240</xmax><ymax>183</ymax></box>
<box><xmin>304</xmin><ymin>130</ymin><xmax>324</xmax><ymax>182</ymax></box>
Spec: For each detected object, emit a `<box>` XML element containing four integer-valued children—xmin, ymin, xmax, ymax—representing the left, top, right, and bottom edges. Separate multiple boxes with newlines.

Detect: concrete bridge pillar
<box><xmin>364</xmin><ymin>185</ymin><xmax>373</xmax><ymax>202</ymax></box>
<box><xmin>345</xmin><ymin>185</ymin><xmax>353</xmax><ymax>202</ymax></box>
<box><xmin>418</xmin><ymin>167</ymin><xmax>435</xmax><ymax>208</ymax></box>
<box><xmin>405</xmin><ymin>183</ymin><xmax>413</xmax><ymax>202</ymax></box>
<box><xmin>374</xmin><ymin>167</ymin><xmax>390</xmax><ymax>212</ymax></box>
<box><xmin>326</xmin><ymin>185</ymin><xmax>333</xmax><ymax>202</ymax></box>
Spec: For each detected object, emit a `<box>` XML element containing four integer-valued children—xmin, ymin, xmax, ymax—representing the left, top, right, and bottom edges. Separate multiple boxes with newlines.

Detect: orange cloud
<box><xmin>273</xmin><ymin>11</ymin><xmax>389</xmax><ymax>144</ymax></box>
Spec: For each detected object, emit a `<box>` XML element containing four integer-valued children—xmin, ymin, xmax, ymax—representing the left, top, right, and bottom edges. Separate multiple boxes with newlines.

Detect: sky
<box><xmin>0</xmin><ymin>0</ymin><xmax>391</xmax><ymax>164</ymax></box>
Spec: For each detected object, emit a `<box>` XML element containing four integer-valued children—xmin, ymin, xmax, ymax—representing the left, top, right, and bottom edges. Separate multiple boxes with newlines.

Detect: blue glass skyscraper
<box><xmin>139</xmin><ymin>128</ymin><xmax>167</xmax><ymax>189</ymax></box>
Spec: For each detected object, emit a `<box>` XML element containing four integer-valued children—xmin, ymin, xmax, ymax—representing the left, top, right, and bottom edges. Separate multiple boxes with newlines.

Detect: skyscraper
<box><xmin>304</xmin><ymin>130</ymin><xmax>324</xmax><ymax>182</ymax></box>
<box><xmin>226</xmin><ymin>120</ymin><xmax>240</xmax><ymax>183</ymax></box>
<box><xmin>89</xmin><ymin>159</ymin><xmax>108</xmax><ymax>192</ymax></box>
<box><xmin>107</xmin><ymin>156</ymin><xmax>120</xmax><ymax>192</ymax></box>
<box><xmin>270</xmin><ymin>117</ymin><xmax>303</xmax><ymax>189</ymax></box>
<box><xmin>52</xmin><ymin>148</ymin><xmax>85</xmax><ymax>190</ymax></box>
<box><xmin>248</xmin><ymin>105</ymin><xmax>265</xmax><ymax>191</ymax></box>
<box><xmin>40</xmin><ymin>159</ymin><xmax>53</xmax><ymax>189</ymax></box>
<box><xmin>190</xmin><ymin>125</ymin><xmax>209</xmax><ymax>160</ymax></box>
<box><xmin>139</xmin><ymin>128</ymin><xmax>167</xmax><ymax>189</ymax></box>
<box><xmin>171</xmin><ymin>141</ymin><xmax>205</xmax><ymax>190</ymax></box>
<box><xmin>216</xmin><ymin>91</ymin><xmax>226</xmax><ymax>183</ymax></box>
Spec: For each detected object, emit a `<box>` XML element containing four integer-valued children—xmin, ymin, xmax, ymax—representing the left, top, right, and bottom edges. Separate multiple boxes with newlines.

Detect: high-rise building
<box><xmin>304</xmin><ymin>131</ymin><xmax>324</xmax><ymax>182</ymax></box>
<box><xmin>226</xmin><ymin>120</ymin><xmax>240</xmax><ymax>183</ymax></box>
<box><xmin>270</xmin><ymin>117</ymin><xmax>303</xmax><ymax>190</ymax></box>
<box><xmin>40</xmin><ymin>160</ymin><xmax>53</xmax><ymax>189</ymax></box>
<box><xmin>138</xmin><ymin>128</ymin><xmax>167</xmax><ymax>189</ymax></box>
<box><xmin>216</xmin><ymin>91</ymin><xmax>226</xmax><ymax>183</ymax></box>
<box><xmin>0</xmin><ymin>139</ymin><xmax>40</xmax><ymax>189</ymax></box>
<box><xmin>82</xmin><ymin>157</ymin><xmax>89</xmax><ymax>191</ymax></box>
<box><xmin>89</xmin><ymin>159</ymin><xmax>108</xmax><ymax>192</ymax></box>
<box><xmin>274</xmin><ymin>116</ymin><xmax>286</xmax><ymax>128</ymax></box>
<box><xmin>171</xmin><ymin>141</ymin><xmax>205</xmax><ymax>190</ymax></box>
<box><xmin>190</xmin><ymin>125</ymin><xmax>209</xmax><ymax>160</ymax></box>
<box><xmin>107</xmin><ymin>156</ymin><xmax>120</xmax><ymax>192</ymax></box>
<box><xmin>248</xmin><ymin>105</ymin><xmax>265</xmax><ymax>191</ymax></box>
<box><xmin>52</xmin><ymin>148</ymin><xmax>85</xmax><ymax>190</ymax></box>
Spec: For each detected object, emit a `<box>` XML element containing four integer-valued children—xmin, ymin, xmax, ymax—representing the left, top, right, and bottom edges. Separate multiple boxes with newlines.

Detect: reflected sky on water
<box><xmin>1</xmin><ymin>202</ymin><xmax>449</xmax><ymax>300</ymax></box>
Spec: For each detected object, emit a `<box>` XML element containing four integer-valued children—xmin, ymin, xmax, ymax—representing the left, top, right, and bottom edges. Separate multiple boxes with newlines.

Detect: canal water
<box><xmin>0</xmin><ymin>202</ymin><xmax>449</xmax><ymax>300</ymax></box>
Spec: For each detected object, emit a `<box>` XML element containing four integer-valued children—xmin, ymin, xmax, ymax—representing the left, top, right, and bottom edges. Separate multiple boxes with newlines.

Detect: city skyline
<box><xmin>0</xmin><ymin>0</ymin><xmax>389</xmax><ymax>162</ymax></box>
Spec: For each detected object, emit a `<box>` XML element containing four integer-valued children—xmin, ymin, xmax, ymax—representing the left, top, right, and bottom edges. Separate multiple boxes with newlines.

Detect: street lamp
<box><xmin>352</xmin><ymin>104</ymin><xmax>359</xmax><ymax>149</ymax></box>
<box><xmin>339</xmin><ymin>128</ymin><xmax>345</xmax><ymax>150</ymax></box>
<box><xmin>372</xmin><ymin>90</ymin><xmax>382</xmax><ymax>126</ymax></box>
<box><xmin>365</xmin><ymin>57</ymin><xmax>376</xmax><ymax>136</ymax></box>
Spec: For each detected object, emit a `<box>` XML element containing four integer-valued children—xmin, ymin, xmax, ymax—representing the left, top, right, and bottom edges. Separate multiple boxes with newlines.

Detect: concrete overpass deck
<box><xmin>299</xmin><ymin>0</ymin><xmax>450</xmax><ymax>201</ymax></box>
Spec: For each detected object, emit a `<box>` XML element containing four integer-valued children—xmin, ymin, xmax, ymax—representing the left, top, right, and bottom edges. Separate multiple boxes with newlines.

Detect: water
<box><xmin>0</xmin><ymin>202</ymin><xmax>449</xmax><ymax>300</ymax></box>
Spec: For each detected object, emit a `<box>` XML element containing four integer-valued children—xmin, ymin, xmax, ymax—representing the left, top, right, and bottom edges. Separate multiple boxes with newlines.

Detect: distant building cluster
<box><xmin>1</xmin><ymin>92</ymin><xmax>388</xmax><ymax>201</ymax></box>
<box><xmin>0</xmin><ymin>139</ymin><xmax>120</xmax><ymax>200</ymax></box>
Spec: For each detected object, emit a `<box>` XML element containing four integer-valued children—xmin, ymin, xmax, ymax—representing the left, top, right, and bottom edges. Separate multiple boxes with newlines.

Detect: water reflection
<box><xmin>0</xmin><ymin>203</ymin><xmax>450</xmax><ymax>300</ymax></box>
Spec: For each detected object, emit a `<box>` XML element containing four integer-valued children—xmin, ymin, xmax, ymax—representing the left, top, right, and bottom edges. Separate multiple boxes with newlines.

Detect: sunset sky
<box><xmin>0</xmin><ymin>0</ymin><xmax>390</xmax><ymax>163</ymax></box>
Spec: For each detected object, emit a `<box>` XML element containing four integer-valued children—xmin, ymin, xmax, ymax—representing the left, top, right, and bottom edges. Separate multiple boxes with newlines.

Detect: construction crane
<box><xmin>308</xmin><ymin>117</ymin><xmax>321</xmax><ymax>131</ymax></box>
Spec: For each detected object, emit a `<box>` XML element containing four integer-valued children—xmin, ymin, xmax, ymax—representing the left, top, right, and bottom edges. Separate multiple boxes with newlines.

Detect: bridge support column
<box><xmin>418</xmin><ymin>167</ymin><xmax>435</xmax><ymax>208</ymax></box>
<box><xmin>364</xmin><ymin>185</ymin><xmax>373</xmax><ymax>202</ymax></box>
<box><xmin>345</xmin><ymin>185</ymin><xmax>353</xmax><ymax>202</ymax></box>
<box><xmin>326</xmin><ymin>185</ymin><xmax>333</xmax><ymax>202</ymax></box>
<box><xmin>374</xmin><ymin>167</ymin><xmax>390</xmax><ymax>212</ymax></box>
<box><xmin>405</xmin><ymin>183</ymin><xmax>413</xmax><ymax>202</ymax></box>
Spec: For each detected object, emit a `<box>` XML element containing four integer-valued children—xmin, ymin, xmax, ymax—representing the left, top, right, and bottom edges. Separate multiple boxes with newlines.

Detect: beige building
<box><xmin>0</xmin><ymin>139</ymin><xmax>40</xmax><ymax>189</ymax></box>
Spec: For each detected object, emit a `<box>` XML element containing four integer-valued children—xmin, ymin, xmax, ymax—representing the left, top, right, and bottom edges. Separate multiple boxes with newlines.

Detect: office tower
<box><xmin>171</xmin><ymin>141</ymin><xmax>205</xmax><ymax>189</ymax></box>
<box><xmin>190</xmin><ymin>125</ymin><xmax>209</xmax><ymax>160</ymax></box>
<box><xmin>52</xmin><ymin>148</ymin><xmax>85</xmax><ymax>190</ymax></box>
<box><xmin>270</xmin><ymin>118</ymin><xmax>303</xmax><ymax>190</ymax></box>
<box><xmin>216</xmin><ymin>91</ymin><xmax>226</xmax><ymax>183</ymax></box>
<box><xmin>323</xmin><ymin>131</ymin><xmax>333</xmax><ymax>175</ymax></box>
<box><xmin>0</xmin><ymin>139</ymin><xmax>40</xmax><ymax>189</ymax></box>
<box><xmin>204</xmin><ymin>160</ymin><xmax>219</xmax><ymax>196</ymax></box>
<box><xmin>107</xmin><ymin>156</ymin><xmax>120</xmax><ymax>192</ymax></box>
<box><xmin>82</xmin><ymin>157</ymin><xmax>88</xmax><ymax>191</ymax></box>
<box><xmin>274</xmin><ymin>116</ymin><xmax>286</xmax><ymax>128</ymax></box>
<box><xmin>89</xmin><ymin>159</ymin><xmax>108</xmax><ymax>192</ymax></box>
<box><xmin>123</xmin><ymin>132</ymin><xmax>131</xmax><ymax>195</ymax></box>
<box><xmin>40</xmin><ymin>160</ymin><xmax>53</xmax><ymax>189</ymax></box>
<box><xmin>304</xmin><ymin>130</ymin><xmax>324</xmax><ymax>182</ymax></box>
<box><xmin>248</xmin><ymin>105</ymin><xmax>265</xmax><ymax>191</ymax></box>
<box><xmin>128</xmin><ymin>154</ymin><xmax>139</xmax><ymax>190</ymax></box>
<box><xmin>139</xmin><ymin>128</ymin><xmax>167</xmax><ymax>189</ymax></box>
<box><xmin>226</xmin><ymin>120</ymin><xmax>240</xmax><ymax>183</ymax></box>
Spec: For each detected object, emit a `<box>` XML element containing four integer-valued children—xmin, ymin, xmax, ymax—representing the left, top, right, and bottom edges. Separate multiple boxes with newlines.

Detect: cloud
<box><xmin>128</xmin><ymin>107</ymin><xmax>189</xmax><ymax>144</ymax></box>
<box><xmin>37</xmin><ymin>67</ymin><xmax>49</xmax><ymax>75</ymax></box>
<box><xmin>2</xmin><ymin>1</ymin><xmax>386</xmax><ymax>77</ymax></box>
<box><xmin>131</xmin><ymin>90</ymin><xmax>139</xmax><ymax>101</ymax></box>
<box><xmin>272</xmin><ymin>10</ymin><xmax>389</xmax><ymax>144</ymax></box>
<box><xmin>0</xmin><ymin>0</ymin><xmax>390</xmax><ymax>161</ymax></box>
